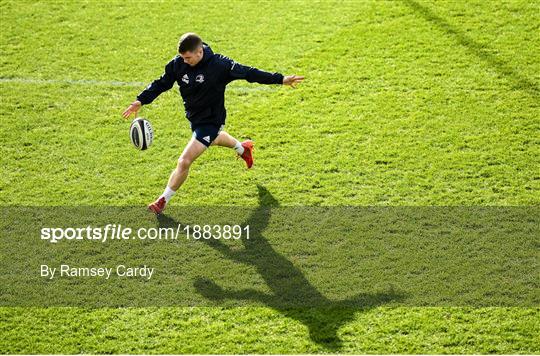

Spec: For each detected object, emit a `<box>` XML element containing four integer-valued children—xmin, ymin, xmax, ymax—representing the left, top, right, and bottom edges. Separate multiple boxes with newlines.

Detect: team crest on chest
<box><xmin>196</xmin><ymin>74</ymin><xmax>205</xmax><ymax>83</ymax></box>
<box><xmin>182</xmin><ymin>74</ymin><xmax>189</xmax><ymax>84</ymax></box>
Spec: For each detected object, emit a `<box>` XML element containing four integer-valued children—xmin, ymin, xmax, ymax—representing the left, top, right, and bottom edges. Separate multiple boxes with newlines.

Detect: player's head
<box><xmin>178</xmin><ymin>33</ymin><xmax>204</xmax><ymax>66</ymax></box>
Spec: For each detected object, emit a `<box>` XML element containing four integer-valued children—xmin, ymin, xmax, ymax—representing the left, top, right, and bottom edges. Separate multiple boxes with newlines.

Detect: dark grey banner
<box><xmin>1</xmin><ymin>205</ymin><xmax>538</xmax><ymax>307</ymax></box>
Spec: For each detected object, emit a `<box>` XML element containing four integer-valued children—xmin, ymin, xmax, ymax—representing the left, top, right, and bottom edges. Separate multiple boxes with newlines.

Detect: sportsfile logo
<box><xmin>41</xmin><ymin>224</ymin><xmax>250</xmax><ymax>243</ymax></box>
<box><xmin>40</xmin><ymin>224</ymin><xmax>181</xmax><ymax>243</ymax></box>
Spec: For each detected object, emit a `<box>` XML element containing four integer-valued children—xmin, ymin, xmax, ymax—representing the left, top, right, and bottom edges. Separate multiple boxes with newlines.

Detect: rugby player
<box><xmin>122</xmin><ymin>33</ymin><xmax>303</xmax><ymax>213</ymax></box>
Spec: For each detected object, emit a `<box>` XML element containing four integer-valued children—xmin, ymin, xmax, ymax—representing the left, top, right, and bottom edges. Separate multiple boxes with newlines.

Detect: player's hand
<box><xmin>122</xmin><ymin>100</ymin><xmax>142</xmax><ymax>119</ymax></box>
<box><xmin>283</xmin><ymin>75</ymin><xmax>304</xmax><ymax>88</ymax></box>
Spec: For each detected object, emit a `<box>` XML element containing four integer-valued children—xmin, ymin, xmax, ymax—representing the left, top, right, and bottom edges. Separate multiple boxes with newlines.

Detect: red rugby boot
<box><xmin>148</xmin><ymin>196</ymin><xmax>166</xmax><ymax>214</ymax></box>
<box><xmin>239</xmin><ymin>140</ymin><xmax>254</xmax><ymax>168</ymax></box>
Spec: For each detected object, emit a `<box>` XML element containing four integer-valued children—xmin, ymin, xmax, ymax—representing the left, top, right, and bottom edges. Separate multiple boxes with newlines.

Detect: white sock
<box><xmin>234</xmin><ymin>140</ymin><xmax>244</xmax><ymax>155</ymax></box>
<box><xmin>161</xmin><ymin>186</ymin><xmax>176</xmax><ymax>203</ymax></box>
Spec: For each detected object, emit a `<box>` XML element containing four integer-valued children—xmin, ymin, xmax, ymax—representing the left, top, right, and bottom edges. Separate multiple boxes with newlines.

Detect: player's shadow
<box><xmin>403</xmin><ymin>0</ymin><xmax>539</xmax><ymax>98</ymax></box>
<box><xmin>158</xmin><ymin>185</ymin><xmax>404</xmax><ymax>350</ymax></box>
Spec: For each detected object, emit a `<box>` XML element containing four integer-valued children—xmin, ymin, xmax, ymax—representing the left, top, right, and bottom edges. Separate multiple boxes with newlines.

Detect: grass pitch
<box><xmin>1</xmin><ymin>0</ymin><xmax>539</xmax><ymax>353</ymax></box>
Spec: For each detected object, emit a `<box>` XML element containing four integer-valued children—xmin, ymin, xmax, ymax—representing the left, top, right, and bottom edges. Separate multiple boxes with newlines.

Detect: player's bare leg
<box><xmin>212</xmin><ymin>131</ymin><xmax>254</xmax><ymax>168</ymax></box>
<box><xmin>211</xmin><ymin>131</ymin><xmax>236</xmax><ymax>148</ymax></box>
<box><xmin>148</xmin><ymin>137</ymin><xmax>207</xmax><ymax>214</ymax></box>
<box><xmin>168</xmin><ymin>137</ymin><xmax>207</xmax><ymax>190</ymax></box>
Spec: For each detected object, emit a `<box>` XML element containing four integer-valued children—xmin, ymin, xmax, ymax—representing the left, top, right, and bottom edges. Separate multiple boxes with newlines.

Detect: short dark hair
<box><xmin>178</xmin><ymin>33</ymin><xmax>203</xmax><ymax>53</ymax></box>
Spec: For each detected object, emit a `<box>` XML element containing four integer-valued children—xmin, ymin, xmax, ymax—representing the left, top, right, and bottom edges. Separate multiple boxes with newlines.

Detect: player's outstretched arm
<box><xmin>225</xmin><ymin>57</ymin><xmax>304</xmax><ymax>88</ymax></box>
<box><xmin>282</xmin><ymin>75</ymin><xmax>305</xmax><ymax>88</ymax></box>
<box><xmin>121</xmin><ymin>59</ymin><xmax>176</xmax><ymax>119</ymax></box>
<box><xmin>122</xmin><ymin>100</ymin><xmax>142</xmax><ymax>119</ymax></box>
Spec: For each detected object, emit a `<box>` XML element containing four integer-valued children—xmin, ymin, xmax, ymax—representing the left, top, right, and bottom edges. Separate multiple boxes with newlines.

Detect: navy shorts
<box><xmin>191</xmin><ymin>123</ymin><xmax>224</xmax><ymax>147</ymax></box>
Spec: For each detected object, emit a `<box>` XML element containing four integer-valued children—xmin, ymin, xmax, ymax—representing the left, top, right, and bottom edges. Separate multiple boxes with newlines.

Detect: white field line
<box><xmin>0</xmin><ymin>77</ymin><xmax>272</xmax><ymax>92</ymax></box>
<box><xmin>0</xmin><ymin>77</ymin><xmax>145</xmax><ymax>87</ymax></box>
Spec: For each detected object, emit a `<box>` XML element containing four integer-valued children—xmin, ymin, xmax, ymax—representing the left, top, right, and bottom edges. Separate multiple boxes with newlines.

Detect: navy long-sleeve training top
<box><xmin>136</xmin><ymin>44</ymin><xmax>284</xmax><ymax>127</ymax></box>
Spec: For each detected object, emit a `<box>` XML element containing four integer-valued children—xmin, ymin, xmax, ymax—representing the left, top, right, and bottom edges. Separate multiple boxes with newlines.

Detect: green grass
<box><xmin>1</xmin><ymin>0</ymin><xmax>539</xmax><ymax>353</ymax></box>
<box><xmin>1</xmin><ymin>307</ymin><xmax>538</xmax><ymax>354</ymax></box>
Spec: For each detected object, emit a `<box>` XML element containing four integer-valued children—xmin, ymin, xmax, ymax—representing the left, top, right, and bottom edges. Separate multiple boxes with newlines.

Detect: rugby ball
<box><xmin>130</xmin><ymin>118</ymin><xmax>153</xmax><ymax>150</ymax></box>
